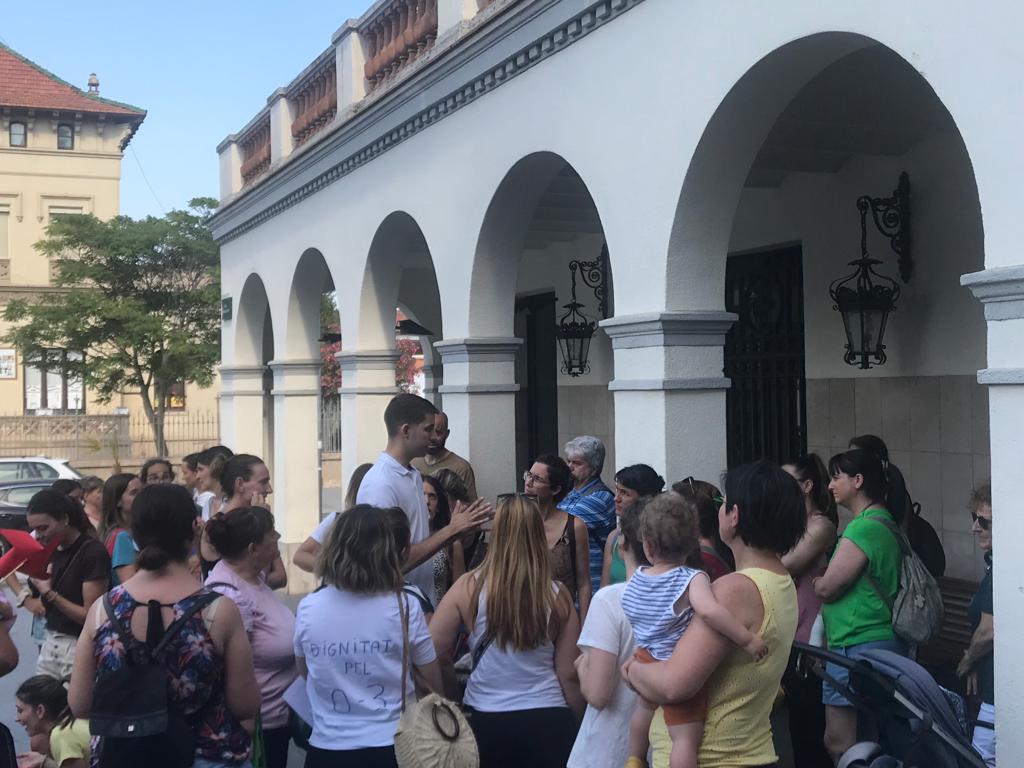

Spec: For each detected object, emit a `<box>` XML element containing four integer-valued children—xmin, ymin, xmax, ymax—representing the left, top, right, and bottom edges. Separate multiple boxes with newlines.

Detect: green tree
<box><xmin>3</xmin><ymin>198</ymin><xmax>221</xmax><ymax>456</ymax></box>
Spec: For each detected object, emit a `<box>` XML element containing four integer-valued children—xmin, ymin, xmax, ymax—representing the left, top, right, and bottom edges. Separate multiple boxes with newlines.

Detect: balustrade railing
<box><xmin>290</xmin><ymin>55</ymin><xmax>338</xmax><ymax>147</ymax></box>
<box><xmin>362</xmin><ymin>0</ymin><xmax>439</xmax><ymax>90</ymax></box>
<box><xmin>240</xmin><ymin>117</ymin><xmax>272</xmax><ymax>185</ymax></box>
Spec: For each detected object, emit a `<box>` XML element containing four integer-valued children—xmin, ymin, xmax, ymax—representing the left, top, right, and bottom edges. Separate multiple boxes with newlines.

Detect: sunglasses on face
<box><xmin>971</xmin><ymin>511</ymin><xmax>991</xmax><ymax>530</ymax></box>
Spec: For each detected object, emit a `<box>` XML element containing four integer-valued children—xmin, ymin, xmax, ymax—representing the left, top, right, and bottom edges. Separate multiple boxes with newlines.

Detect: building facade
<box><xmin>0</xmin><ymin>44</ymin><xmax>219</xmax><ymax>462</ymax></box>
<box><xmin>212</xmin><ymin>0</ymin><xmax>1021</xmax><ymax>750</ymax></box>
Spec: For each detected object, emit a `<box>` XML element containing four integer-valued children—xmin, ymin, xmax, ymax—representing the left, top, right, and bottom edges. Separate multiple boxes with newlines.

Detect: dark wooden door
<box><xmin>514</xmin><ymin>293</ymin><xmax>559</xmax><ymax>480</ymax></box>
<box><xmin>724</xmin><ymin>246</ymin><xmax>806</xmax><ymax>467</ymax></box>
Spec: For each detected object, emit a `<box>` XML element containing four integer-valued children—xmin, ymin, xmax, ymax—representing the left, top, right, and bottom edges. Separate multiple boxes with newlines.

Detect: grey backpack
<box><xmin>864</xmin><ymin>515</ymin><xmax>944</xmax><ymax>644</ymax></box>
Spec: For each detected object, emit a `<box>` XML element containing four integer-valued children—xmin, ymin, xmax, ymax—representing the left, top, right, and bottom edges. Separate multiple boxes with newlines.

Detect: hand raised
<box><xmin>449</xmin><ymin>498</ymin><xmax>494</xmax><ymax>535</ymax></box>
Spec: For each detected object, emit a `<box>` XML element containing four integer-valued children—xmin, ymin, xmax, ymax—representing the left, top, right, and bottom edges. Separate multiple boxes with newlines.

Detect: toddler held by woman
<box><xmin>622</xmin><ymin>492</ymin><xmax>768</xmax><ymax>768</ymax></box>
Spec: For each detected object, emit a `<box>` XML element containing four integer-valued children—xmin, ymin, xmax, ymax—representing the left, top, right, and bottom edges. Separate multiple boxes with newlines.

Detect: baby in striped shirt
<box><xmin>621</xmin><ymin>492</ymin><xmax>768</xmax><ymax>768</ymax></box>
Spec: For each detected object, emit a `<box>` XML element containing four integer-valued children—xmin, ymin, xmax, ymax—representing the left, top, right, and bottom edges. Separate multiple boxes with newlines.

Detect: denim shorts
<box><xmin>822</xmin><ymin>638</ymin><xmax>907</xmax><ymax>707</ymax></box>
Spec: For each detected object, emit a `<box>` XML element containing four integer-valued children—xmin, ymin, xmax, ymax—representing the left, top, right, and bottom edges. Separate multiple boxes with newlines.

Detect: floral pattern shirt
<box><xmin>93</xmin><ymin>585</ymin><xmax>251</xmax><ymax>765</ymax></box>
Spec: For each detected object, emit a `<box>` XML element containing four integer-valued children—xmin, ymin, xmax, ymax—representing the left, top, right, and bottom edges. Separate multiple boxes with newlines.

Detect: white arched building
<box><xmin>212</xmin><ymin>0</ymin><xmax>1022</xmax><ymax>751</ymax></box>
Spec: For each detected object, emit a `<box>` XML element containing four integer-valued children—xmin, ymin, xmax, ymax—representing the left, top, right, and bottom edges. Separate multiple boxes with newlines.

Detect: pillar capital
<box><xmin>962</xmin><ymin>265</ymin><xmax>1024</xmax><ymax>320</ymax></box>
<box><xmin>600</xmin><ymin>311</ymin><xmax>737</xmax><ymax>348</ymax></box>
<box><xmin>268</xmin><ymin>358</ymin><xmax>321</xmax><ymax>396</ymax></box>
<box><xmin>219</xmin><ymin>364</ymin><xmax>267</xmax><ymax>395</ymax></box>
<box><xmin>432</xmin><ymin>337</ymin><xmax>523</xmax><ymax>363</ymax></box>
<box><xmin>336</xmin><ymin>349</ymin><xmax>401</xmax><ymax>370</ymax></box>
<box><xmin>336</xmin><ymin>349</ymin><xmax>399</xmax><ymax>396</ymax></box>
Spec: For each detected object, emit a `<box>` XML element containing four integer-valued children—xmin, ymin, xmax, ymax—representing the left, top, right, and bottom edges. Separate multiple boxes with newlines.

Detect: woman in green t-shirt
<box><xmin>813</xmin><ymin>449</ymin><xmax>906</xmax><ymax>764</ymax></box>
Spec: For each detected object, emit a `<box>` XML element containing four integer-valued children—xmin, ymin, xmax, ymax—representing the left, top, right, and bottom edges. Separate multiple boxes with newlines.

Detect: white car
<box><xmin>0</xmin><ymin>457</ymin><xmax>81</xmax><ymax>482</ymax></box>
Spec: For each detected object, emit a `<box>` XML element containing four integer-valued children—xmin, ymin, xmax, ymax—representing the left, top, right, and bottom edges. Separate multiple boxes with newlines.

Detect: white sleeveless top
<box><xmin>463</xmin><ymin>585</ymin><xmax>568</xmax><ymax>712</ymax></box>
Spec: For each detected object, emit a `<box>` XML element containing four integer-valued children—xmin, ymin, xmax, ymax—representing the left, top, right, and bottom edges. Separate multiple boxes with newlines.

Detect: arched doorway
<box><xmin>470</xmin><ymin>152</ymin><xmax>614</xmax><ymax>486</ymax></box>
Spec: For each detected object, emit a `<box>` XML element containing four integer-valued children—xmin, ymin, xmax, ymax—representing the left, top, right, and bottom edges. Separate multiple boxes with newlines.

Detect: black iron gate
<box><xmin>724</xmin><ymin>246</ymin><xmax>806</xmax><ymax>467</ymax></box>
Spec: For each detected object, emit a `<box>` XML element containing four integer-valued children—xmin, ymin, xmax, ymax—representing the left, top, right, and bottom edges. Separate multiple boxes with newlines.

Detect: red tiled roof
<box><xmin>0</xmin><ymin>43</ymin><xmax>145</xmax><ymax>117</ymax></box>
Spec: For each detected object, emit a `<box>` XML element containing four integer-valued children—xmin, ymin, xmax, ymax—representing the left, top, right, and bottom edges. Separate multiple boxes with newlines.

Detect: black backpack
<box><xmin>886</xmin><ymin>463</ymin><xmax>946</xmax><ymax>578</ymax></box>
<box><xmin>90</xmin><ymin>590</ymin><xmax>220</xmax><ymax>768</ymax></box>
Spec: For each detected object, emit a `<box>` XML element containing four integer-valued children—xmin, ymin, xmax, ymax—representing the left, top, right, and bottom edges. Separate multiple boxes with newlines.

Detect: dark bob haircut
<box><xmin>723</xmin><ymin>461</ymin><xmax>805</xmax><ymax>554</ymax></box>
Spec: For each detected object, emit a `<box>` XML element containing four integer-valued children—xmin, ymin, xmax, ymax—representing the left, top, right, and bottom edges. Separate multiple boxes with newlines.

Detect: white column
<box><xmin>218</xmin><ymin>365</ymin><xmax>267</xmax><ymax>455</ymax></box>
<box><xmin>434</xmin><ymin>338</ymin><xmax>521</xmax><ymax>502</ymax></box>
<box><xmin>268</xmin><ymin>360</ymin><xmax>321</xmax><ymax>545</ymax></box>
<box><xmin>421</xmin><ymin>361</ymin><xmax>443</xmax><ymax>407</ymax></box>
<box><xmin>962</xmin><ymin>264</ymin><xmax>1024</xmax><ymax>759</ymax></box>
<box><xmin>216</xmin><ymin>138</ymin><xmax>242</xmax><ymax>199</ymax></box>
<box><xmin>337</xmin><ymin>350</ymin><xmax>399</xmax><ymax>492</ymax></box>
<box><xmin>267</xmin><ymin>88</ymin><xmax>295</xmax><ymax>164</ymax></box>
<box><xmin>332</xmin><ymin>20</ymin><xmax>367</xmax><ymax>111</ymax></box>
<box><xmin>601</xmin><ymin>312</ymin><xmax>736</xmax><ymax>485</ymax></box>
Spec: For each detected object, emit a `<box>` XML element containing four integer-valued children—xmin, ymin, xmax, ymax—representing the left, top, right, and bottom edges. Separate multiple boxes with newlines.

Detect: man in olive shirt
<box><xmin>410</xmin><ymin>411</ymin><xmax>477</xmax><ymax>500</ymax></box>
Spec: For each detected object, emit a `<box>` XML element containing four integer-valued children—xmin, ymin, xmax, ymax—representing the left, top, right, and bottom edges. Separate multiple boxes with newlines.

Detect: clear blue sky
<box><xmin>1</xmin><ymin>0</ymin><xmax>368</xmax><ymax>219</ymax></box>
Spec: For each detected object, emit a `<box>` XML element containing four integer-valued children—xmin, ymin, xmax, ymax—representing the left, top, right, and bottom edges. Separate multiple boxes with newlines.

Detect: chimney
<box><xmin>87</xmin><ymin>73</ymin><xmax>99</xmax><ymax>94</ymax></box>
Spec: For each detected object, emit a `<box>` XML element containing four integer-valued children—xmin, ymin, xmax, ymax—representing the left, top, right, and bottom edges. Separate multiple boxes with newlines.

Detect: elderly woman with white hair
<box><xmin>560</xmin><ymin>435</ymin><xmax>617</xmax><ymax>594</ymax></box>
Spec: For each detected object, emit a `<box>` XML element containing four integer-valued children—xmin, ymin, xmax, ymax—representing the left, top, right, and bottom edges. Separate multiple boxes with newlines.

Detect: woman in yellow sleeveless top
<box><xmin>624</xmin><ymin>462</ymin><xmax>804</xmax><ymax>768</ymax></box>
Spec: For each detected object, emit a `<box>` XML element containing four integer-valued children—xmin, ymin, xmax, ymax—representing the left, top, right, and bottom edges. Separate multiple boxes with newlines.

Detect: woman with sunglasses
<box><xmin>959</xmin><ymin>482</ymin><xmax>994</xmax><ymax>767</ymax></box>
<box><xmin>430</xmin><ymin>494</ymin><xmax>584</xmax><ymax>767</ymax></box>
<box><xmin>525</xmin><ymin>455</ymin><xmax>591</xmax><ymax>624</ymax></box>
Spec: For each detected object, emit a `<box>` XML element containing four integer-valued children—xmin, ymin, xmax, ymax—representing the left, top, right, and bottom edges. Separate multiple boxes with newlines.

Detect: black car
<box><xmin>0</xmin><ymin>479</ymin><xmax>53</xmax><ymax>533</ymax></box>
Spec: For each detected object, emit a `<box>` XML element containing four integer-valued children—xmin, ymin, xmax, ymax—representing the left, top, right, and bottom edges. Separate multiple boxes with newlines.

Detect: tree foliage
<box><xmin>2</xmin><ymin>198</ymin><xmax>221</xmax><ymax>455</ymax></box>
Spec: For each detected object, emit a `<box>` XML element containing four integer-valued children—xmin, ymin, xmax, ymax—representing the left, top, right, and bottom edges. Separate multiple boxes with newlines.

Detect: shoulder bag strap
<box><xmin>398</xmin><ymin>591</ymin><xmax>410</xmax><ymax>713</ymax></box>
<box><xmin>566</xmin><ymin>515</ymin><xmax>578</xmax><ymax>599</ymax></box>
<box><xmin>102</xmin><ymin>592</ymin><xmax>148</xmax><ymax>663</ymax></box>
<box><xmin>152</xmin><ymin>591</ymin><xmax>221</xmax><ymax>657</ymax></box>
<box><xmin>470</xmin><ymin>632</ymin><xmax>494</xmax><ymax>674</ymax></box>
<box><xmin>50</xmin><ymin>533</ymin><xmax>88</xmax><ymax>594</ymax></box>
<box><xmin>859</xmin><ymin>515</ymin><xmax>905</xmax><ymax>612</ymax></box>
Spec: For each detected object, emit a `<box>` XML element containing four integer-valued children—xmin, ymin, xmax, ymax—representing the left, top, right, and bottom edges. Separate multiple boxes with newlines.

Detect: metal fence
<box><xmin>0</xmin><ymin>411</ymin><xmax>220</xmax><ymax>461</ymax></box>
<box><xmin>321</xmin><ymin>397</ymin><xmax>342</xmax><ymax>453</ymax></box>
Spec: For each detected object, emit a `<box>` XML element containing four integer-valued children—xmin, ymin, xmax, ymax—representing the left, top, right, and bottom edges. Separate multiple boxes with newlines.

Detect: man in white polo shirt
<box><xmin>356</xmin><ymin>393</ymin><xmax>491</xmax><ymax>596</ymax></box>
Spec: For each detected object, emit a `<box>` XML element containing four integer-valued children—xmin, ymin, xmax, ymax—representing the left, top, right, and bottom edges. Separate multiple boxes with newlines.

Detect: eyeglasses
<box><xmin>522</xmin><ymin>471</ymin><xmax>550</xmax><ymax>487</ymax></box>
<box><xmin>971</xmin><ymin>511</ymin><xmax>991</xmax><ymax>530</ymax></box>
<box><xmin>497</xmin><ymin>492</ymin><xmax>539</xmax><ymax>503</ymax></box>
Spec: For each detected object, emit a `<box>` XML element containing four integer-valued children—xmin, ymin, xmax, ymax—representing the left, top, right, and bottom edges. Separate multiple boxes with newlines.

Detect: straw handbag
<box><xmin>393</xmin><ymin>592</ymin><xmax>479</xmax><ymax>768</ymax></box>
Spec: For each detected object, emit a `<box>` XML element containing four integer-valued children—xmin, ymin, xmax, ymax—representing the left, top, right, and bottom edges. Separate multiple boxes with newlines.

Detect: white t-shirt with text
<box><xmin>294</xmin><ymin>587</ymin><xmax>435</xmax><ymax>750</ymax></box>
<box><xmin>567</xmin><ymin>583</ymin><xmax>638</xmax><ymax>768</ymax></box>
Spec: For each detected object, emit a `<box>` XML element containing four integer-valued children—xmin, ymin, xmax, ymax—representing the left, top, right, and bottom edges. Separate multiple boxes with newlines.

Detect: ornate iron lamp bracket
<box><xmin>857</xmin><ymin>171</ymin><xmax>911</xmax><ymax>283</ymax></box>
<box><xmin>568</xmin><ymin>243</ymin><xmax>610</xmax><ymax>319</ymax></box>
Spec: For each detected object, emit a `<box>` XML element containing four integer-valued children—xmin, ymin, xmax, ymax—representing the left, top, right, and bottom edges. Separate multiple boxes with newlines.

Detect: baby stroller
<box><xmin>791</xmin><ymin>643</ymin><xmax>987</xmax><ymax>768</ymax></box>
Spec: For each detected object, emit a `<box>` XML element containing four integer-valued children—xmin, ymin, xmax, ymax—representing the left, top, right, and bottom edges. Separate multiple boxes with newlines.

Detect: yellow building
<box><xmin>0</xmin><ymin>44</ymin><xmax>218</xmax><ymax>460</ymax></box>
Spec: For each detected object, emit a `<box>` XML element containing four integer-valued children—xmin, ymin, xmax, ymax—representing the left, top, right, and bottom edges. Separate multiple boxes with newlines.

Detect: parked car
<box><xmin>0</xmin><ymin>457</ymin><xmax>81</xmax><ymax>481</ymax></box>
<box><xmin>0</xmin><ymin>479</ymin><xmax>54</xmax><ymax>536</ymax></box>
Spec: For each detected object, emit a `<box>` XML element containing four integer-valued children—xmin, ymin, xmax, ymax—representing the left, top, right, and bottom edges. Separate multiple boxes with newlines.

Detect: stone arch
<box><xmin>666</xmin><ymin>32</ymin><xmax>982</xmax><ymax>309</ymax></box>
<box><xmin>358</xmin><ymin>211</ymin><xmax>442</xmax><ymax>350</ymax></box>
<box><xmin>469</xmin><ymin>152</ymin><xmax>613</xmax><ymax>337</ymax></box>
<box><xmin>285</xmin><ymin>248</ymin><xmax>336</xmax><ymax>360</ymax></box>
<box><xmin>235</xmin><ymin>272</ymin><xmax>274</xmax><ymax>366</ymax></box>
<box><xmin>662</xmin><ymin>32</ymin><xmax>987</xmax><ymax>578</ymax></box>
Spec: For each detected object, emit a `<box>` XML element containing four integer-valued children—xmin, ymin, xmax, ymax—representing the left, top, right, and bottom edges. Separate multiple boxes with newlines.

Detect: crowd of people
<box><xmin>0</xmin><ymin>392</ymin><xmax>996</xmax><ymax>768</ymax></box>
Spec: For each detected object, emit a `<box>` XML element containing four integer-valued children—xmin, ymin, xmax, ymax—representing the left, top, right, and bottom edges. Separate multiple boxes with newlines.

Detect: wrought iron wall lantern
<box><xmin>828</xmin><ymin>172</ymin><xmax>910</xmax><ymax>370</ymax></box>
<box><xmin>556</xmin><ymin>244</ymin><xmax>609</xmax><ymax>377</ymax></box>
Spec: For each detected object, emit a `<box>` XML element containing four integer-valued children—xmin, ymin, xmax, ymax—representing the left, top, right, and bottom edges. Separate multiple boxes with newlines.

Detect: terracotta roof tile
<box><xmin>0</xmin><ymin>43</ymin><xmax>145</xmax><ymax>117</ymax></box>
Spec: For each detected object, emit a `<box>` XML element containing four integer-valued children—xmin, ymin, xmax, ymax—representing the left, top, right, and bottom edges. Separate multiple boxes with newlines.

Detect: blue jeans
<box><xmin>822</xmin><ymin>638</ymin><xmax>907</xmax><ymax>707</ymax></box>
